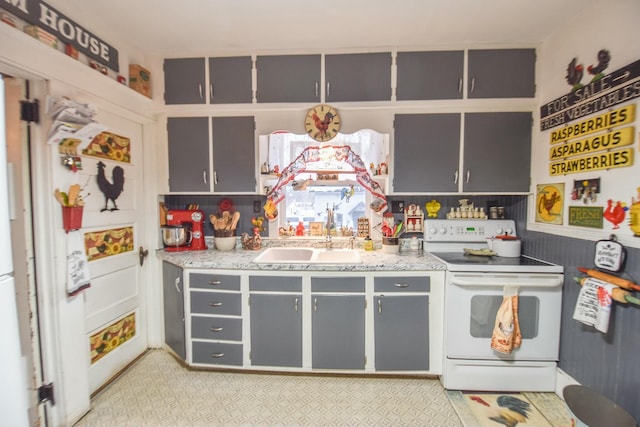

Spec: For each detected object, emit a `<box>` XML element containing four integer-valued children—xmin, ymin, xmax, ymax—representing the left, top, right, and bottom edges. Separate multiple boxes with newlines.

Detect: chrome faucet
<box><xmin>325</xmin><ymin>204</ymin><xmax>335</xmax><ymax>249</ymax></box>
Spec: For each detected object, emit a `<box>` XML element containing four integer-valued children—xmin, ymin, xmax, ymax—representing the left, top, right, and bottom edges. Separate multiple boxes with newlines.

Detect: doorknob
<box><xmin>139</xmin><ymin>246</ymin><xmax>149</xmax><ymax>266</ymax></box>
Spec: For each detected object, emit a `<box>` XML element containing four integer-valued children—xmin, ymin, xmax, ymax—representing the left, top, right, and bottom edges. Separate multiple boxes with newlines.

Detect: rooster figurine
<box><xmin>565</xmin><ymin>57</ymin><xmax>584</xmax><ymax>91</ymax></box>
<box><xmin>96</xmin><ymin>161</ymin><xmax>125</xmax><ymax>212</ymax></box>
<box><xmin>603</xmin><ymin>199</ymin><xmax>628</xmax><ymax>229</ymax></box>
<box><xmin>587</xmin><ymin>49</ymin><xmax>611</xmax><ymax>82</ymax></box>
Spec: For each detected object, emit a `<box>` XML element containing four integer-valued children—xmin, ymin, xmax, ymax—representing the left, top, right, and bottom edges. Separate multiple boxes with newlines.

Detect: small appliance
<box><xmin>164</xmin><ymin>209</ymin><xmax>207</xmax><ymax>251</ymax></box>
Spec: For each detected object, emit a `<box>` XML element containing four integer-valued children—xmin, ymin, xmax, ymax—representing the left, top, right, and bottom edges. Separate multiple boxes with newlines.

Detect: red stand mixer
<box><xmin>163</xmin><ymin>209</ymin><xmax>208</xmax><ymax>251</ymax></box>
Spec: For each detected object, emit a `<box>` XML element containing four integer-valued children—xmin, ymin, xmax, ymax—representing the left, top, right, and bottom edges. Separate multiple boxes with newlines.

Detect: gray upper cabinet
<box><xmin>167</xmin><ymin>117</ymin><xmax>210</xmax><ymax>192</ymax></box>
<box><xmin>463</xmin><ymin>112</ymin><xmax>532</xmax><ymax>192</ymax></box>
<box><xmin>164</xmin><ymin>57</ymin><xmax>206</xmax><ymax>104</ymax></box>
<box><xmin>208</xmin><ymin>56</ymin><xmax>253</xmax><ymax>104</ymax></box>
<box><xmin>396</xmin><ymin>51</ymin><xmax>464</xmax><ymax>100</ymax></box>
<box><xmin>393</xmin><ymin>113</ymin><xmax>461</xmax><ymax>192</ymax></box>
<box><xmin>256</xmin><ymin>54</ymin><xmax>321</xmax><ymax>103</ymax></box>
<box><xmin>212</xmin><ymin>116</ymin><xmax>256</xmax><ymax>192</ymax></box>
<box><xmin>325</xmin><ymin>52</ymin><xmax>392</xmax><ymax>102</ymax></box>
<box><xmin>162</xmin><ymin>262</ymin><xmax>186</xmax><ymax>360</ymax></box>
<box><xmin>467</xmin><ymin>49</ymin><xmax>536</xmax><ymax>98</ymax></box>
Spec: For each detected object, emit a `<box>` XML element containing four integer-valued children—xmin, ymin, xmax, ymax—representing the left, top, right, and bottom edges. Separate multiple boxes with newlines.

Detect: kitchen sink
<box><xmin>253</xmin><ymin>247</ymin><xmax>362</xmax><ymax>264</ymax></box>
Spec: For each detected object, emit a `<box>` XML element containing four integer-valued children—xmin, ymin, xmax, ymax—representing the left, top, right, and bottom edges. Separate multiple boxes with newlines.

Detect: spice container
<box><xmin>364</xmin><ymin>236</ymin><xmax>374</xmax><ymax>251</ymax></box>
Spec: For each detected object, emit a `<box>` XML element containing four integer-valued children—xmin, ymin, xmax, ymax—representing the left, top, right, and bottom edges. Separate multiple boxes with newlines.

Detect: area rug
<box><xmin>447</xmin><ymin>390</ymin><xmax>572</xmax><ymax>427</ymax></box>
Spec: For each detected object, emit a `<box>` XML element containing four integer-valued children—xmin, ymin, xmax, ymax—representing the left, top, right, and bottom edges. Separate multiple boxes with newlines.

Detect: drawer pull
<box><xmin>208</xmin><ymin>280</ymin><xmax>222</xmax><ymax>286</ymax></box>
<box><xmin>378</xmin><ymin>299</ymin><xmax>382</xmax><ymax>314</ymax></box>
<box><xmin>209</xmin><ymin>352</ymin><xmax>225</xmax><ymax>358</ymax></box>
<box><xmin>394</xmin><ymin>283</ymin><xmax>410</xmax><ymax>288</ymax></box>
<box><xmin>209</xmin><ymin>302</ymin><xmax>223</xmax><ymax>307</ymax></box>
<box><xmin>210</xmin><ymin>327</ymin><xmax>223</xmax><ymax>332</ymax></box>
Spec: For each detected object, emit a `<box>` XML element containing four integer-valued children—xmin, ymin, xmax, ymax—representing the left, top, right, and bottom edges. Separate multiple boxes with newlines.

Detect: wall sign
<box><xmin>568</xmin><ymin>206</ymin><xmax>603</xmax><ymax>229</ymax></box>
<box><xmin>0</xmin><ymin>0</ymin><xmax>119</xmax><ymax>71</ymax></box>
<box><xmin>549</xmin><ymin>147</ymin><xmax>633</xmax><ymax>175</ymax></box>
<box><xmin>549</xmin><ymin>126</ymin><xmax>635</xmax><ymax>160</ymax></box>
<box><xmin>549</xmin><ymin>104</ymin><xmax>635</xmax><ymax>144</ymax></box>
<box><xmin>536</xmin><ymin>183</ymin><xmax>564</xmax><ymax>224</ymax></box>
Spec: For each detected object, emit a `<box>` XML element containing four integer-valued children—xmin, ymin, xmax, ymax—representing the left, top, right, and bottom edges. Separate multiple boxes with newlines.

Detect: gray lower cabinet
<box><xmin>212</xmin><ymin>116</ymin><xmax>256</xmax><ymax>192</ymax></box>
<box><xmin>393</xmin><ymin>113</ymin><xmax>461</xmax><ymax>192</ymax></box>
<box><xmin>162</xmin><ymin>262</ymin><xmax>186</xmax><ymax>360</ymax></box>
<box><xmin>467</xmin><ymin>49</ymin><xmax>536</xmax><ymax>98</ymax></box>
<box><xmin>164</xmin><ymin>57</ymin><xmax>206</xmax><ymax>104</ymax></box>
<box><xmin>396</xmin><ymin>51</ymin><xmax>464</xmax><ymax>100</ymax></box>
<box><xmin>256</xmin><ymin>54</ymin><xmax>321</xmax><ymax>103</ymax></box>
<box><xmin>249</xmin><ymin>275</ymin><xmax>302</xmax><ymax>367</ymax></box>
<box><xmin>325</xmin><ymin>52</ymin><xmax>392</xmax><ymax>102</ymax></box>
<box><xmin>208</xmin><ymin>56</ymin><xmax>253</xmax><ymax>104</ymax></box>
<box><xmin>463</xmin><ymin>112</ymin><xmax>532</xmax><ymax>192</ymax></box>
<box><xmin>374</xmin><ymin>295</ymin><xmax>429</xmax><ymax>371</ymax></box>
<box><xmin>167</xmin><ymin>117</ymin><xmax>210</xmax><ymax>192</ymax></box>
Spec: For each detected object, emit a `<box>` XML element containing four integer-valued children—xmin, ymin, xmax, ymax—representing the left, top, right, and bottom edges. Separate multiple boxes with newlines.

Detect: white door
<box><xmin>68</xmin><ymin>106</ymin><xmax>149</xmax><ymax>392</ymax></box>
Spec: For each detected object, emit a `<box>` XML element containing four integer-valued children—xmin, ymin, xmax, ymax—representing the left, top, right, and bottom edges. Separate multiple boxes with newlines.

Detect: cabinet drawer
<box><xmin>192</xmin><ymin>341</ymin><xmax>243</xmax><ymax>366</ymax></box>
<box><xmin>374</xmin><ymin>276</ymin><xmax>430</xmax><ymax>293</ymax></box>
<box><xmin>190</xmin><ymin>291</ymin><xmax>241</xmax><ymax>315</ymax></box>
<box><xmin>250</xmin><ymin>275</ymin><xmax>302</xmax><ymax>292</ymax></box>
<box><xmin>191</xmin><ymin>316</ymin><xmax>242</xmax><ymax>341</ymax></box>
<box><xmin>190</xmin><ymin>273</ymin><xmax>240</xmax><ymax>290</ymax></box>
<box><xmin>311</xmin><ymin>277</ymin><xmax>365</xmax><ymax>292</ymax></box>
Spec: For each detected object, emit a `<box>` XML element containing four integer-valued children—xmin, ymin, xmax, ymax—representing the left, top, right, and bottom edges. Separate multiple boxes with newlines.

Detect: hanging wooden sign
<box><xmin>549</xmin><ymin>104</ymin><xmax>635</xmax><ymax>144</ymax></box>
<box><xmin>568</xmin><ymin>206</ymin><xmax>603</xmax><ymax>229</ymax></box>
<box><xmin>549</xmin><ymin>147</ymin><xmax>633</xmax><ymax>175</ymax></box>
<box><xmin>549</xmin><ymin>126</ymin><xmax>635</xmax><ymax>160</ymax></box>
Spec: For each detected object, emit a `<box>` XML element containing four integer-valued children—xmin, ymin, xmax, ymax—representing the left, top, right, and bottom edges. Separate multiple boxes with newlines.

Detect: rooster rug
<box><xmin>446</xmin><ymin>391</ymin><xmax>573</xmax><ymax>427</ymax></box>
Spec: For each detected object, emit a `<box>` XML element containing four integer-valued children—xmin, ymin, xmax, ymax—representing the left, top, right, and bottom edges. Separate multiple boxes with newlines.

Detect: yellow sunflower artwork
<box><xmin>83</xmin><ymin>131</ymin><xmax>131</xmax><ymax>163</ymax></box>
<box><xmin>84</xmin><ymin>227</ymin><xmax>134</xmax><ymax>261</ymax></box>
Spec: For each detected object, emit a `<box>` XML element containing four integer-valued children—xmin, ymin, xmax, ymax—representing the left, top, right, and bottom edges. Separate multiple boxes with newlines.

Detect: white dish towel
<box><xmin>572</xmin><ymin>277</ymin><xmax>614</xmax><ymax>333</ymax></box>
<box><xmin>66</xmin><ymin>231</ymin><xmax>91</xmax><ymax>296</ymax></box>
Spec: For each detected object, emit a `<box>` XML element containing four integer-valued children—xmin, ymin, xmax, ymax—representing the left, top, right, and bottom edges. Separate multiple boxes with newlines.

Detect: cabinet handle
<box><xmin>394</xmin><ymin>283</ymin><xmax>409</xmax><ymax>288</ymax></box>
<box><xmin>214</xmin><ymin>171</ymin><xmax>218</xmax><ymax>185</ymax></box>
<box><xmin>470</xmin><ymin>77</ymin><xmax>475</xmax><ymax>93</ymax></box>
<box><xmin>458</xmin><ymin>77</ymin><xmax>462</xmax><ymax>94</ymax></box>
<box><xmin>315</xmin><ymin>81</ymin><xmax>318</xmax><ymax>97</ymax></box>
<box><xmin>454</xmin><ymin>170</ymin><xmax>459</xmax><ymax>184</ymax></box>
<box><xmin>199</xmin><ymin>83</ymin><xmax>203</xmax><ymax>99</ymax></box>
<box><xmin>210</xmin><ymin>83</ymin><xmax>214</xmax><ymax>100</ymax></box>
<box><xmin>326</xmin><ymin>81</ymin><xmax>331</xmax><ymax>97</ymax></box>
<box><xmin>174</xmin><ymin>277</ymin><xmax>181</xmax><ymax>293</ymax></box>
<box><xmin>202</xmin><ymin>170</ymin><xmax>207</xmax><ymax>184</ymax></box>
<box><xmin>294</xmin><ymin>297</ymin><xmax>299</xmax><ymax>312</ymax></box>
<box><xmin>209</xmin><ymin>352</ymin><xmax>225</xmax><ymax>358</ymax></box>
<box><xmin>208</xmin><ymin>302</ymin><xmax>223</xmax><ymax>307</ymax></box>
<box><xmin>209</xmin><ymin>326</ymin><xmax>223</xmax><ymax>332</ymax></box>
<box><xmin>208</xmin><ymin>280</ymin><xmax>222</xmax><ymax>286</ymax></box>
<box><xmin>377</xmin><ymin>299</ymin><xmax>382</xmax><ymax>314</ymax></box>
<box><xmin>466</xmin><ymin>170</ymin><xmax>470</xmax><ymax>183</ymax></box>
<box><xmin>314</xmin><ymin>297</ymin><xmax>318</xmax><ymax>312</ymax></box>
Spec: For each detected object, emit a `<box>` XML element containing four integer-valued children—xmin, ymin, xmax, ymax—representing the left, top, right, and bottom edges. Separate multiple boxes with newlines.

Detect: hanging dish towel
<box><xmin>491</xmin><ymin>286</ymin><xmax>522</xmax><ymax>354</ymax></box>
<box><xmin>573</xmin><ymin>277</ymin><xmax>614</xmax><ymax>333</ymax></box>
<box><xmin>67</xmin><ymin>231</ymin><xmax>91</xmax><ymax>296</ymax></box>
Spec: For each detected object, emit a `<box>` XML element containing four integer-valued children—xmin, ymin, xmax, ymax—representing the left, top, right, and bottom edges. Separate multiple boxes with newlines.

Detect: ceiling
<box><xmin>46</xmin><ymin>0</ymin><xmax>595</xmax><ymax>57</ymax></box>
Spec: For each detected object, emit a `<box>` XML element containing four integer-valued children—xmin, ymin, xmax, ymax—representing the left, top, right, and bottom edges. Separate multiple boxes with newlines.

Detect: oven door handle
<box><xmin>450</xmin><ymin>275</ymin><xmax>563</xmax><ymax>288</ymax></box>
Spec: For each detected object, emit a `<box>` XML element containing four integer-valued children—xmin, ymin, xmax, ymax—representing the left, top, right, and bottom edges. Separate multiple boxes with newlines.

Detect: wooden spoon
<box><xmin>209</xmin><ymin>214</ymin><xmax>219</xmax><ymax>229</ymax></box>
<box><xmin>230</xmin><ymin>211</ymin><xmax>240</xmax><ymax>230</ymax></box>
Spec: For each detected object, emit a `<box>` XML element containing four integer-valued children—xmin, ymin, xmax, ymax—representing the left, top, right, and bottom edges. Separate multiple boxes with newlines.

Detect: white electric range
<box><xmin>424</xmin><ymin>219</ymin><xmax>564</xmax><ymax>392</ymax></box>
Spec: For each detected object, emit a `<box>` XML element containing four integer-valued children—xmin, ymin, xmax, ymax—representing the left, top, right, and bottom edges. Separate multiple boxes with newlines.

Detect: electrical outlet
<box><xmin>391</xmin><ymin>200</ymin><xmax>405</xmax><ymax>213</ymax></box>
<box><xmin>253</xmin><ymin>200</ymin><xmax>261</xmax><ymax>213</ymax></box>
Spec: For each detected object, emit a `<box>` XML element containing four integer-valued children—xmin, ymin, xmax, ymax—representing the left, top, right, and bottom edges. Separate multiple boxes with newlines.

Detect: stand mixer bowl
<box><xmin>161</xmin><ymin>225</ymin><xmax>192</xmax><ymax>247</ymax></box>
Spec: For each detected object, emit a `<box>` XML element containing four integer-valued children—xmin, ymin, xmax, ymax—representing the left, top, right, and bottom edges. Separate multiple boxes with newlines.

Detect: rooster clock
<box><xmin>304</xmin><ymin>104</ymin><xmax>341</xmax><ymax>142</ymax></box>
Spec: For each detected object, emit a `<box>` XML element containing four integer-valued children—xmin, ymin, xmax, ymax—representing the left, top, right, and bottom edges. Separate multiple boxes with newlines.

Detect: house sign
<box><xmin>1</xmin><ymin>0</ymin><xmax>119</xmax><ymax>71</ymax></box>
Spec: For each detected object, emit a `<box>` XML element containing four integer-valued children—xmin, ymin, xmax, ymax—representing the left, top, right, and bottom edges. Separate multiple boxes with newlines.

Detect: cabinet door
<box><xmin>167</xmin><ymin>117</ymin><xmax>210</xmax><ymax>192</ymax></box>
<box><xmin>325</xmin><ymin>52</ymin><xmax>392</xmax><ymax>102</ymax></box>
<box><xmin>463</xmin><ymin>112</ymin><xmax>532</xmax><ymax>192</ymax></box>
<box><xmin>467</xmin><ymin>49</ymin><xmax>536</xmax><ymax>98</ymax></box>
<box><xmin>256</xmin><ymin>54</ymin><xmax>321</xmax><ymax>103</ymax></box>
<box><xmin>393</xmin><ymin>113</ymin><xmax>460</xmax><ymax>192</ymax></box>
<box><xmin>374</xmin><ymin>295</ymin><xmax>429</xmax><ymax>371</ymax></box>
<box><xmin>312</xmin><ymin>295</ymin><xmax>365</xmax><ymax>369</ymax></box>
<box><xmin>396</xmin><ymin>51</ymin><xmax>464</xmax><ymax>100</ymax></box>
<box><xmin>212</xmin><ymin>116</ymin><xmax>256</xmax><ymax>192</ymax></box>
<box><xmin>250</xmin><ymin>294</ymin><xmax>302</xmax><ymax>367</ymax></box>
<box><xmin>208</xmin><ymin>56</ymin><xmax>253</xmax><ymax>104</ymax></box>
<box><xmin>163</xmin><ymin>57</ymin><xmax>206</xmax><ymax>104</ymax></box>
<box><xmin>162</xmin><ymin>262</ymin><xmax>186</xmax><ymax>360</ymax></box>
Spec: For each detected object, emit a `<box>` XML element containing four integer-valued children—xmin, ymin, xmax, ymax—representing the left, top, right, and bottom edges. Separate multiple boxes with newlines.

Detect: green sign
<box><xmin>568</xmin><ymin>206</ymin><xmax>603</xmax><ymax>229</ymax></box>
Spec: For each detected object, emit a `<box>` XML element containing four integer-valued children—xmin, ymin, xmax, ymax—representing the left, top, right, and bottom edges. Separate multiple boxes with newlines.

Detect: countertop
<box><xmin>156</xmin><ymin>238</ymin><xmax>446</xmax><ymax>272</ymax></box>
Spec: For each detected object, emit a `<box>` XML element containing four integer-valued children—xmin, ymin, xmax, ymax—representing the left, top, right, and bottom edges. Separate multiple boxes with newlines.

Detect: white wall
<box><xmin>530</xmin><ymin>0</ymin><xmax>640</xmax><ymax>247</ymax></box>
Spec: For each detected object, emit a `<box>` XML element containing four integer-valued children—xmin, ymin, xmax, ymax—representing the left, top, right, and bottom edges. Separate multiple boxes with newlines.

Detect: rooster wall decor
<box><xmin>565</xmin><ymin>49</ymin><xmax>611</xmax><ymax>91</ymax></box>
<box><xmin>96</xmin><ymin>161</ymin><xmax>125</xmax><ymax>212</ymax></box>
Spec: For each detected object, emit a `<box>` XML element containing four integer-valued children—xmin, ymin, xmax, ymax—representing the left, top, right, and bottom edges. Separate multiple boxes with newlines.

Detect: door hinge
<box><xmin>20</xmin><ymin>99</ymin><xmax>40</xmax><ymax>123</ymax></box>
<box><xmin>38</xmin><ymin>383</ymin><xmax>55</xmax><ymax>405</ymax></box>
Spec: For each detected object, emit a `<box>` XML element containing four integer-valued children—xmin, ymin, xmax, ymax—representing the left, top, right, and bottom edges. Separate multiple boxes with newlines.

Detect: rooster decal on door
<box><xmin>96</xmin><ymin>161</ymin><xmax>125</xmax><ymax>212</ymax></box>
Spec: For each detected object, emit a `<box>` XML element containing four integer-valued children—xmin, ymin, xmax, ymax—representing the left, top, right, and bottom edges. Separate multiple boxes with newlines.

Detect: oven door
<box><xmin>445</xmin><ymin>272</ymin><xmax>563</xmax><ymax>361</ymax></box>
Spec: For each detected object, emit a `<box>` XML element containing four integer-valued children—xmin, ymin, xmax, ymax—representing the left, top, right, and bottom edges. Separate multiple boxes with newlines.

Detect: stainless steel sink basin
<box><xmin>253</xmin><ymin>247</ymin><xmax>362</xmax><ymax>264</ymax></box>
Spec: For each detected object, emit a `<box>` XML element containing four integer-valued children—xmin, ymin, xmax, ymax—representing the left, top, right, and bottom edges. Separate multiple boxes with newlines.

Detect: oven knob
<box><xmin>429</xmin><ymin>227</ymin><xmax>438</xmax><ymax>235</ymax></box>
<box><xmin>495</xmin><ymin>227</ymin><xmax>503</xmax><ymax>235</ymax></box>
<box><xmin>439</xmin><ymin>227</ymin><xmax>447</xmax><ymax>234</ymax></box>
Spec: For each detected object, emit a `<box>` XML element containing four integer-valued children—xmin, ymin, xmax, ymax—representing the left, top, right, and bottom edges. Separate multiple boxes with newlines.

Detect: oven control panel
<box><xmin>423</xmin><ymin>219</ymin><xmax>516</xmax><ymax>242</ymax></box>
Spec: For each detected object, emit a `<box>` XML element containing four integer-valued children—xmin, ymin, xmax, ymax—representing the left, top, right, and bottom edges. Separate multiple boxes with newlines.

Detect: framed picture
<box><xmin>535</xmin><ymin>183</ymin><xmax>564</xmax><ymax>225</ymax></box>
<box><xmin>309</xmin><ymin>221</ymin><xmax>324</xmax><ymax>236</ymax></box>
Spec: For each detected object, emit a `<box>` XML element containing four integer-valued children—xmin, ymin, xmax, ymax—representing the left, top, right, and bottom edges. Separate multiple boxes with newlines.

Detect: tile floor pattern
<box><xmin>74</xmin><ymin>349</ymin><xmax>463</xmax><ymax>427</ymax></box>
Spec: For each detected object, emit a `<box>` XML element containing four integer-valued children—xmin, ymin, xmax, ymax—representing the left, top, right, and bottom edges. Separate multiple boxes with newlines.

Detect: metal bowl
<box><xmin>161</xmin><ymin>225</ymin><xmax>191</xmax><ymax>247</ymax></box>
